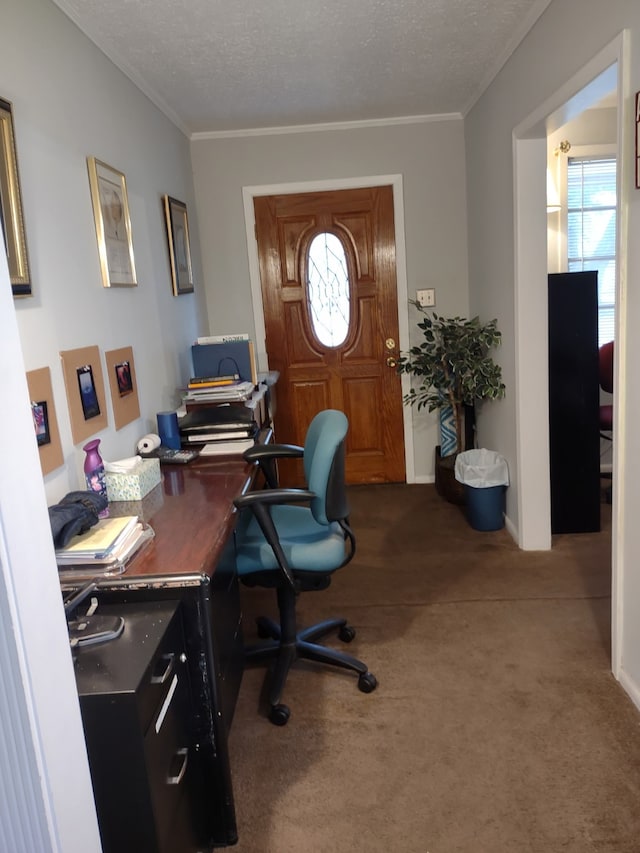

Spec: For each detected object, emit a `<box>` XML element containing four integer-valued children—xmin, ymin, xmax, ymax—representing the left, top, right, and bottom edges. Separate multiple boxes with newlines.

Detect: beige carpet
<box><xmin>228</xmin><ymin>483</ymin><xmax>640</xmax><ymax>852</ymax></box>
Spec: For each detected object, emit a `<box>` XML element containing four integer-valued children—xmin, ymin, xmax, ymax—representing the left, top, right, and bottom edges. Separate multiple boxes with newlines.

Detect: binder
<box><xmin>191</xmin><ymin>340</ymin><xmax>258</xmax><ymax>385</ymax></box>
<box><xmin>179</xmin><ymin>405</ymin><xmax>255</xmax><ymax>431</ymax></box>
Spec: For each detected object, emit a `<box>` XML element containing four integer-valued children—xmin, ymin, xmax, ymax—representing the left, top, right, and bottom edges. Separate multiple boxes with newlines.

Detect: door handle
<box><xmin>386</xmin><ymin>356</ymin><xmax>397</xmax><ymax>368</ymax></box>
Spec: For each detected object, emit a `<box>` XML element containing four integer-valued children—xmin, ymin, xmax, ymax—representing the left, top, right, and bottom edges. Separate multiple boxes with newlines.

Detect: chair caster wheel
<box><xmin>268</xmin><ymin>703</ymin><xmax>291</xmax><ymax>726</ymax></box>
<box><xmin>358</xmin><ymin>672</ymin><xmax>378</xmax><ymax>693</ymax></box>
<box><xmin>338</xmin><ymin>625</ymin><xmax>356</xmax><ymax>643</ymax></box>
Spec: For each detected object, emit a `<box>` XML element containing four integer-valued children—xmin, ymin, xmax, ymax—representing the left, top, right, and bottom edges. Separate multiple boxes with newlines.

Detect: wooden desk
<box><xmin>62</xmin><ymin>455</ymin><xmax>256</xmax><ymax>850</ymax></box>
<box><xmin>120</xmin><ymin>456</ymin><xmax>252</xmax><ymax>580</ymax></box>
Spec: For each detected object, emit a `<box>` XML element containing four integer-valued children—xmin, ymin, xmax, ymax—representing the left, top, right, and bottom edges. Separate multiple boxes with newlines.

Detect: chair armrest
<box><xmin>243</xmin><ymin>443</ymin><xmax>304</xmax><ymax>463</ymax></box>
<box><xmin>243</xmin><ymin>443</ymin><xmax>304</xmax><ymax>489</ymax></box>
<box><xmin>234</xmin><ymin>488</ymin><xmax>314</xmax><ymax>511</ymax></box>
<box><xmin>234</xmin><ymin>489</ymin><xmax>315</xmax><ymax>591</ymax></box>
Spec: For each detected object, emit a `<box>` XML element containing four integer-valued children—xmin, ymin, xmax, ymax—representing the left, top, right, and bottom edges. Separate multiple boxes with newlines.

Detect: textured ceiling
<box><xmin>52</xmin><ymin>0</ymin><xmax>553</xmax><ymax>136</ymax></box>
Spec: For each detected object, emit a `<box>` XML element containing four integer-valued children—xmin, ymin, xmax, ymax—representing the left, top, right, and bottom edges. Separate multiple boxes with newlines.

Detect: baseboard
<box><xmin>504</xmin><ymin>513</ymin><xmax>518</xmax><ymax>545</ymax></box>
<box><xmin>617</xmin><ymin>668</ymin><xmax>640</xmax><ymax>715</ymax></box>
<box><xmin>414</xmin><ymin>474</ymin><xmax>435</xmax><ymax>484</ymax></box>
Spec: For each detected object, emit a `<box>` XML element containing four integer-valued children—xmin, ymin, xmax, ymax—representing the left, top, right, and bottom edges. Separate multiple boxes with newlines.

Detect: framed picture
<box><xmin>0</xmin><ymin>97</ymin><xmax>31</xmax><ymax>297</ymax></box>
<box><xmin>636</xmin><ymin>91</ymin><xmax>640</xmax><ymax>189</ymax></box>
<box><xmin>26</xmin><ymin>368</ymin><xmax>64</xmax><ymax>475</ymax></box>
<box><xmin>87</xmin><ymin>156</ymin><xmax>137</xmax><ymax>288</ymax></box>
<box><xmin>163</xmin><ymin>195</ymin><xmax>194</xmax><ymax>295</ymax></box>
<box><xmin>105</xmin><ymin>345</ymin><xmax>140</xmax><ymax>430</ymax></box>
<box><xmin>32</xmin><ymin>400</ymin><xmax>51</xmax><ymax>446</ymax></box>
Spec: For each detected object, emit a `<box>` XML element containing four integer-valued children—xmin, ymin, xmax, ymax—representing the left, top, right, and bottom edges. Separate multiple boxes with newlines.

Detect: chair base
<box><xmin>244</xmin><ymin>614</ymin><xmax>377</xmax><ymax>724</ymax></box>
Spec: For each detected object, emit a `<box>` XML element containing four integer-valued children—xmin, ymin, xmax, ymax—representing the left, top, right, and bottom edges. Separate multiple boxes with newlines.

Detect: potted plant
<box><xmin>397</xmin><ymin>301</ymin><xmax>506</xmax><ymax>501</ymax></box>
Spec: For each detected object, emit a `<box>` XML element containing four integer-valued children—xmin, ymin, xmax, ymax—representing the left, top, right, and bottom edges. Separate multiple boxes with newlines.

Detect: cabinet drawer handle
<box><xmin>150</xmin><ymin>653</ymin><xmax>175</xmax><ymax>684</ymax></box>
<box><xmin>167</xmin><ymin>747</ymin><xmax>188</xmax><ymax>786</ymax></box>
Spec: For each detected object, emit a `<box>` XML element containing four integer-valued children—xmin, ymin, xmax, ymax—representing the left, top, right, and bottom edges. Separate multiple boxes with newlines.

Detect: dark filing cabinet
<box><xmin>74</xmin><ymin>599</ymin><xmax>203</xmax><ymax>853</ymax></box>
<box><xmin>548</xmin><ymin>271</ymin><xmax>601</xmax><ymax>533</ymax></box>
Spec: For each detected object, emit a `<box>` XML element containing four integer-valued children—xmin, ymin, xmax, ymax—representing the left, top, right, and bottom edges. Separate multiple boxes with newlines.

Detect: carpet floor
<box><xmin>227</xmin><ymin>483</ymin><xmax>640</xmax><ymax>853</ymax></box>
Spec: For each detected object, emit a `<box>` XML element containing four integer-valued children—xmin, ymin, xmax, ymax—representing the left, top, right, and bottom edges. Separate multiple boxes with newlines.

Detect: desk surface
<box><xmin>118</xmin><ymin>456</ymin><xmax>253</xmax><ymax>580</ymax></box>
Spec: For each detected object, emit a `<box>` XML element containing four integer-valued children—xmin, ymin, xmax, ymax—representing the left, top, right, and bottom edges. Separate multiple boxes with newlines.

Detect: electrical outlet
<box><xmin>416</xmin><ymin>288</ymin><xmax>435</xmax><ymax>308</ymax></box>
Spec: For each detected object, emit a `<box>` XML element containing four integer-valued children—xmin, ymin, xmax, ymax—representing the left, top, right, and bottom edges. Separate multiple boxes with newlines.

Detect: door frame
<box><xmin>242</xmin><ymin>174</ymin><xmax>416</xmax><ymax>482</ymax></box>
<box><xmin>513</xmin><ymin>33</ymin><xmax>627</xmax><ymax>678</ymax></box>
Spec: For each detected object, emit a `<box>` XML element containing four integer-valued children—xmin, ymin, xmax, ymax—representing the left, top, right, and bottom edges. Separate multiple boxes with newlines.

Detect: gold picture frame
<box><xmin>0</xmin><ymin>97</ymin><xmax>31</xmax><ymax>297</ymax></box>
<box><xmin>163</xmin><ymin>195</ymin><xmax>194</xmax><ymax>295</ymax></box>
<box><xmin>87</xmin><ymin>156</ymin><xmax>137</xmax><ymax>288</ymax></box>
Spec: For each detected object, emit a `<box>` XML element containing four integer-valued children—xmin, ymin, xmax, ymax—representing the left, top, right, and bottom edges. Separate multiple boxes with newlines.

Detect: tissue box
<box><xmin>105</xmin><ymin>458</ymin><xmax>161</xmax><ymax>502</ymax></box>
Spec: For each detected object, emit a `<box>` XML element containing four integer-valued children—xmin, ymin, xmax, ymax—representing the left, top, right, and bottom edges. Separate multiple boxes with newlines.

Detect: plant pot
<box><xmin>434</xmin><ymin>445</ymin><xmax>465</xmax><ymax>505</ymax></box>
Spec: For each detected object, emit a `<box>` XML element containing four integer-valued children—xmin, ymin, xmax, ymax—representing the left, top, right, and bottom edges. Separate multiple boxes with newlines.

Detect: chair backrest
<box><xmin>599</xmin><ymin>340</ymin><xmax>614</xmax><ymax>394</ymax></box>
<box><xmin>303</xmin><ymin>410</ymin><xmax>349</xmax><ymax>526</ymax></box>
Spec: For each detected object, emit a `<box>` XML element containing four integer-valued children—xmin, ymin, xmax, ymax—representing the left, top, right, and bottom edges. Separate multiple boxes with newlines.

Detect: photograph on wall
<box><xmin>105</xmin><ymin>345</ymin><xmax>140</xmax><ymax>430</ymax></box>
<box><xmin>26</xmin><ymin>367</ymin><xmax>64</xmax><ymax>476</ymax></box>
<box><xmin>87</xmin><ymin>156</ymin><xmax>137</xmax><ymax>288</ymax></box>
<box><xmin>115</xmin><ymin>360</ymin><xmax>133</xmax><ymax>396</ymax></box>
<box><xmin>60</xmin><ymin>346</ymin><xmax>108</xmax><ymax>444</ymax></box>
<box><xmin>31</xmin><ymin>400</ymin><xmax>51</xmax><ymax>446</ymax></box>
<box><xmin>76</xmin><ymin>364</ymin><xmax>101</xmax><ymax>420</ymax></box>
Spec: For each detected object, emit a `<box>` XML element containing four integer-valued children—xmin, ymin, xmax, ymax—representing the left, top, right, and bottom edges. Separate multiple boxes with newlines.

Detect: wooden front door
<box><xmin>254</xmin><ymin>185</ymin><xmax>405</xmax><ymax>485</ymax></box>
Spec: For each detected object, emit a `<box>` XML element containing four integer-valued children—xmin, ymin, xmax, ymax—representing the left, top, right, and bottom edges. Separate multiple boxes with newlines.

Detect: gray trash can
<box><xmin>454</xmin><ymin>450</ymin><xmax>509</xmax><ymax>531</ymax></box>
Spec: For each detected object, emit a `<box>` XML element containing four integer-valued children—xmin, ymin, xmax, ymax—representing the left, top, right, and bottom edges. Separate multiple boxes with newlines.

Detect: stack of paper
<box><xmin>56</xmin><ymin>515</ymin><xmax>146</xmax><ymax>568</ymax></box>
<box><xmin>199</xmin><ymin>439</ymin><xmax>255</xmax><ymax>456</ymax></box>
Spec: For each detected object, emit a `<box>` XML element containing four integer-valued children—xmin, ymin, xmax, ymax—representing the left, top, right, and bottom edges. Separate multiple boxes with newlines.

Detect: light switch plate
<box><xmin>416</xmin><ymin>288</ymin><xmax>435</xmax><ymax>307</ymax></box>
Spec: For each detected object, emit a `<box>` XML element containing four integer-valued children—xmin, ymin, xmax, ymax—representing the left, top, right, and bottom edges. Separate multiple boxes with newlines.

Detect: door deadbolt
<box><xmin>385</xmin><ymin>338</ymin><xmax>396</xmax><ymax>350</ymax></box>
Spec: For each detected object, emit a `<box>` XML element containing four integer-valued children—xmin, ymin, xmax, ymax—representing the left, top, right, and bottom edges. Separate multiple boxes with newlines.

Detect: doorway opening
<box><xmin>513</xmin><ymin>34</ymin><xmax>627</xmax><ymax>676</ymax></box>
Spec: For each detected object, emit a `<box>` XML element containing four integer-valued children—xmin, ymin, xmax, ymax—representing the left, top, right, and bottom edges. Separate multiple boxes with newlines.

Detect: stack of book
<box><xmin>56</xmin><ymin>515</ymin><xmax>154</xmax><ymax>577</ymax></box>
<box><xmin>178</xmin><ymin>405</ymin><xmax>257</xmax><ymax>453</ymax></box>
<box><xmin>183</xmin><ymin>378</ymin><xmax>255</xmax><ymax>405</ymax></box>
<box><xmin>188</xmin><ymin>373</ymin><xmax>239</xmax><ymax>389</ymax></box>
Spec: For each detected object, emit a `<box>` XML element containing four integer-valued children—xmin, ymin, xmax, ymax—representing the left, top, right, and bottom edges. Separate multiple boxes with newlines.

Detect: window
<box><xmin>307</xmin><ymin>232</ymin><xmax>350</xmax><ymax>348</ymax></box>
<box><xmin>567</xmin><ymin>156</ymin><xmax>616</xmax><ymax>346</ymax></box>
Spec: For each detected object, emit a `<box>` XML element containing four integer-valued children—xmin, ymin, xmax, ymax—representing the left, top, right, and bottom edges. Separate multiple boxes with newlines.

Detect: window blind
<box><xmin>567</xmin><ymin>156</ymin><xmax>616</xmax><ymax>346</ymax></box>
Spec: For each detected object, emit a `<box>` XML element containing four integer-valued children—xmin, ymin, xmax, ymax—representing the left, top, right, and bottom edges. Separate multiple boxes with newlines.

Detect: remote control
<box><xmin>158</xmin><ymin>448</ymin><xmax>200</xmax><ymax>464</ymax></box>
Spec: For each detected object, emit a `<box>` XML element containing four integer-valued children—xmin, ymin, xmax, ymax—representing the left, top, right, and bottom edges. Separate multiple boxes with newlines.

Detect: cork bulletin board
<box><xmin>105</xmin><ymin>345</ymin><xmax>140</xmax><ymax>430</ymax></box>
<box><xmin>60</xmin><ymin>345</ymin><xmax>108</xmax><ymax>444</ymax></box>
<box><xmin>26</xmin><ymin>366</ymin><xmax>64</xmax><ymax>476</ymax></box>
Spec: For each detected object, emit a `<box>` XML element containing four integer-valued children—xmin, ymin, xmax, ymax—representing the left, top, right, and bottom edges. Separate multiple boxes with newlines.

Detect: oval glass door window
<box><xmin>307</xmin><ymin>232</ymin><xmax>350</xmax><ymax>348</ymax></box>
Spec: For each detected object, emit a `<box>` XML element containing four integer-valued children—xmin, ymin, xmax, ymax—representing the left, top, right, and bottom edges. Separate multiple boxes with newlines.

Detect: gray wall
<box><xmin>1</xmin><ymin>0</ymin><xmax>209</xmax><ymax>846</ymax></box>
<box><xmin>5</xmin><ymin>0</ymin><xmax>208</xmax><ymax>505</ymax></box>
<box><xmin>190</xmin><ymin>119</ymin><xmax>469</xmax><ymax>480</ymax></box>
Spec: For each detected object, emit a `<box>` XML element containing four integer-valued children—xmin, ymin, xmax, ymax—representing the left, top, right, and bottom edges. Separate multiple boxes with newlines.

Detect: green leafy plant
<box><xmin>397</xmin><ymin>301</ymin><xmax>506</xmax><ymax>454</ymax></box>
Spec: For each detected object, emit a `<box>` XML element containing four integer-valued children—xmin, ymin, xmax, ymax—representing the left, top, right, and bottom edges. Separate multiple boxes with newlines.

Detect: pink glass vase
<box><xmin>83</xmin><ymin>438</ymin><xmax>108</xmax><ymax>511</ymax></box>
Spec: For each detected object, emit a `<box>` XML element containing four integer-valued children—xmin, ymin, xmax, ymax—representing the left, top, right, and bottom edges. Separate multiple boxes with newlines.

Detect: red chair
<box><xmin>599</xmin><ymin>340</ymin><xmax>614</xmax><ymax>436</ymax></box>
<box><xmin>599</xmin><ymin>340</ymin><xmax>614</xmax><ymax>503</ymax></box>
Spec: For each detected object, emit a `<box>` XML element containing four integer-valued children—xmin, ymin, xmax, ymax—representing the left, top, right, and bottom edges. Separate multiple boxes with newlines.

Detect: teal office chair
<box><xmin>233</xmin><ymin>409</ymin><xmax>377</xmax><ymax>725</ymax></box>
